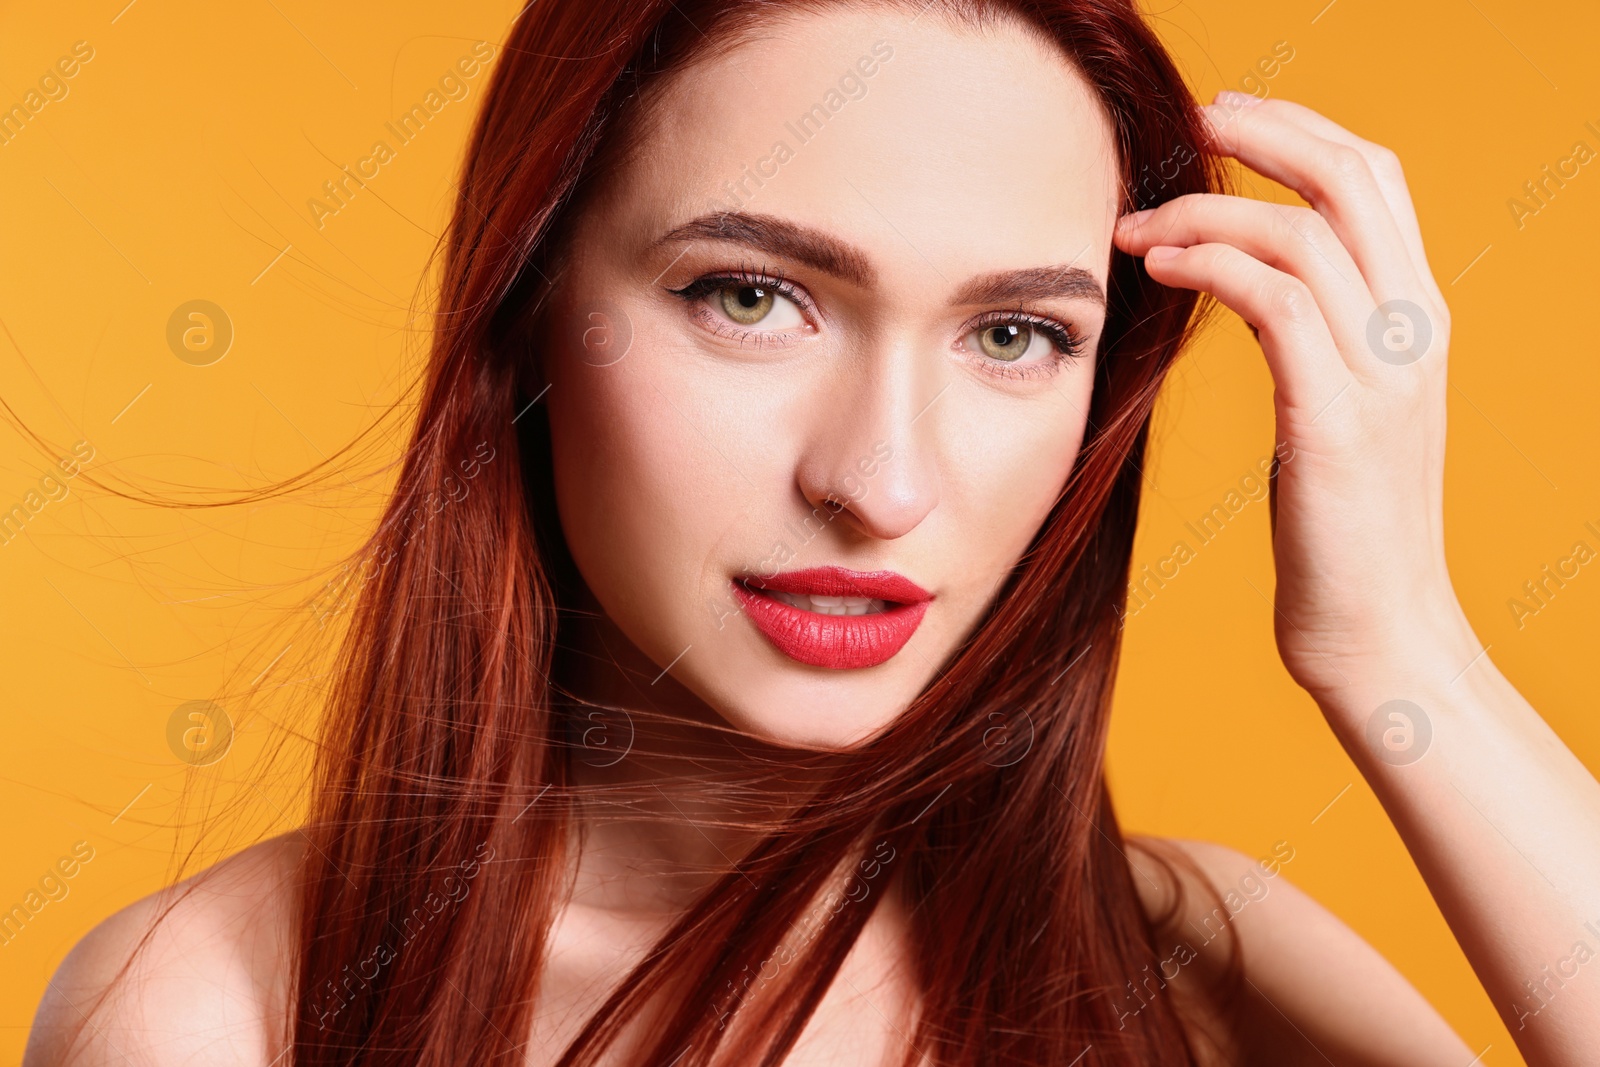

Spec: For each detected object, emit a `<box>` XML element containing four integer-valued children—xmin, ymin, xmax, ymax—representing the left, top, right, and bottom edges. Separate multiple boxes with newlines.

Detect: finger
<box><xmin>1140</xmin><ymin>243</ymin><xmax>1353</xmax><ymax>419</ymax></box>
<box><xmin>1117</xmin><ymin>193</ymin><xmax>1378</xmax><ymax>366</ymax></box>
<box><xmin>1198</xmin><ymin>98</ymin><xmax>1429</xmax><ymax>311</ymax></box>
<box><xmin>1221</xmin><ymin>94</ymin><xmax>1446</xmax><ymax>310</ymax></box>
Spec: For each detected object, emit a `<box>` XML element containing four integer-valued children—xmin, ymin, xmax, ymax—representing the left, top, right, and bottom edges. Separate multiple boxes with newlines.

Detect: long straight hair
<box><xmin>292</xmin><ymin>0</ymin><xmax>1234</xmax><ymax>1064</ymax></box>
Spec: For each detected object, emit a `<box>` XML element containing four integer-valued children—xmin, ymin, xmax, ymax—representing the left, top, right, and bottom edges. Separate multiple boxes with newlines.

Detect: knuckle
<box><xmin>1280</xmin><ymin>205</ymin><xmax>1334</xmax><ymax>247</ymax></box>
<box><xmin>1325</xmin><ymin>144</ymin><xmax>1372</xmax><ymax>186</ymax></box>
<box><xmin>1398</xmin><ymin>359</ymin><xmax>1439</xmax><ymax>397</ymax></box>
<box><xmin>1165</xmin><ymin>193</ymin><xmax>1213</xmax><ymax>226</ymax></box>
<box><xmin>1263</xmin><ymin>97</ymin><xmax>1309</xmax><ymax>123</ymax></box>
<box><xmin>1266</xmin><ymin>277</ymin><xmax>1316</xmax><ymax>321</ymax></box>
<box><xmin>1367</xmin><ymin>144</ymin><xmax>1404</xmax><ymax>181</ymax></box>
<box><xmin>1412</xmin><ymin>296</ymin><xmax>1450</xmax><ymax>341</ymax></box>
<box><xmin>1147</xmin><ymin>199</ymin><xmax>1189</xmax><ymax>230</ymax></box>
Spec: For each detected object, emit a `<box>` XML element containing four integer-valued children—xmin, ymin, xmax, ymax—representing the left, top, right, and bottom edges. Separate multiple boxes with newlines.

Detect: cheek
<box><xmin>549</xmin><ymin>362</ymin><xmax>678</xmax><ymax>582</ymax></box>
<box><xmin>544</xmin><ymin>343</ymin><xmax>754</xmax><ymax>641</ymax></box>
<box><xmin>946</xmin><ymin>392</ymin><xmax>1091</xmax><ymax>571</ymax></box>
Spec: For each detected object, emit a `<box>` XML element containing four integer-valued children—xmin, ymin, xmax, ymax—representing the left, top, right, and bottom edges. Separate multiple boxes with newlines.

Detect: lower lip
<box><xmin>729</xmin><ymin>579</ymin><xmax>930</xmax><ymax>670</ymax></box>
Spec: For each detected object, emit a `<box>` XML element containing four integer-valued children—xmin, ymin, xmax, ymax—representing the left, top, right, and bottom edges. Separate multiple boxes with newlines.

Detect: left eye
<box><xmin>709</xmin><ymin>284</ymin><xmax>805</xmax><ymax>329</ymax></box>
<box><xmin>961</xmin><ymin>322</ymin><xmax>1052</xmax><ymax>364</ymax></box>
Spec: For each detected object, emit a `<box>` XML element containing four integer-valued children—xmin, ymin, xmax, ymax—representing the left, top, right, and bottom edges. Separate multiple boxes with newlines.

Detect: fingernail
<box><xmin>1145</xmin><ymin>245</ymin><xmax>1182</xmax><ymax>261</ymax></box>
<box><xmin>1215</xmin><ymin>89</ymin><xmax>1264</xmax><ymax>109</ymax></box>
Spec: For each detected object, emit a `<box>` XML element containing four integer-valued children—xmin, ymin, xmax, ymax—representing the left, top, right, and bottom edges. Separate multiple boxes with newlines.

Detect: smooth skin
<box><xmin>25</xmin><ymin>7</ymin><xmax>1600</xmax><ymax>1066</ymax></box>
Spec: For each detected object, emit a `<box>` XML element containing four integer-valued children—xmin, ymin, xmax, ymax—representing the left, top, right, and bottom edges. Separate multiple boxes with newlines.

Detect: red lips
<box><xmin>732</xmin><ymin>565</ymin><xmax>933</xmax><ymax>670</ymax></box>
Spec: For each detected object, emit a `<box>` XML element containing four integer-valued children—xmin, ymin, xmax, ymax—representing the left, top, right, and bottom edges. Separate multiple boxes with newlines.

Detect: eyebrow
<box><xmin>952</xmin><ymin>264</ymin><xmax>1106</xmax><ymax>310</ymax></box>
<box><xmin>656</xmin><ymin>212</ymin><xmax>877</xmax><ymax>288</ymax></box>
<box><xmin>654</xmin><ymin>211</ymin><xmax>1107</xmax><ymax>310</ymax></box>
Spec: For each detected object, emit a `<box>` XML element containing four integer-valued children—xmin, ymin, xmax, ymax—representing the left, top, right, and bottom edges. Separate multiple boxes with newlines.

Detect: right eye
<box><xmin>668</xmin><ymin>272</ymin><xmax>814</xmax><ymax>344</ymax></box>
<box><xmin>706</xmin><ymin>283</ymin><xmax>805</xmax><ymax>329</ymax></box>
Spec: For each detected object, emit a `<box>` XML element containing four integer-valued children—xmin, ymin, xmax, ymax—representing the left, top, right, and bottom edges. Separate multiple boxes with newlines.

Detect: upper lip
<box><xmin>739</xmin><ymin>565</ymin><xmax>932</xmax><ymax>605</ymax></box>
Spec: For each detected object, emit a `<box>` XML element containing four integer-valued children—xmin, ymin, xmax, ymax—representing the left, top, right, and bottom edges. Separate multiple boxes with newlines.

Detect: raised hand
<box><xmin>1115</xmin><ymin>91</ymin><xmax>1600</xmax><ymax>1067</ymax></box>
<box><xmin>1114</xmin><ymin>91</ymin><xmax>1470</xmax><ymax>701</ymax></box>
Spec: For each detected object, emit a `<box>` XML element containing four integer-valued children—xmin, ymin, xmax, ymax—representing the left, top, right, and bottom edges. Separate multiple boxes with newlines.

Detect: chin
<box><xmin>690</xmin><ymin>662</ymin><xmax>915</xmax><ymax>751</ymax></box>
<box><xmin>679</xmin><ymin>613</ymin><xmax>934</xmax><ymax>752</ymax></box>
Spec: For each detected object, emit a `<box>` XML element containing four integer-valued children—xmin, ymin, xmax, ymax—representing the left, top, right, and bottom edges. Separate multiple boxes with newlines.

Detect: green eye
<box><xmin>977</xmin><ymin>323</ymin><xmax>1033</xmax><ymax>361</ymax></box>
<box><xmin>720</xmin><ymin>285</ymin><xmax>776</xmax><ymax>325</ymax></box>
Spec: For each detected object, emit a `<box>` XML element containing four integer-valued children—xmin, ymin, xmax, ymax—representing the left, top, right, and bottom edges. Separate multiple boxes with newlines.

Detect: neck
<box><xmin>553</xmin><ymin>581</ymin><xmax>842</xmax><ymax>914</ymax></box>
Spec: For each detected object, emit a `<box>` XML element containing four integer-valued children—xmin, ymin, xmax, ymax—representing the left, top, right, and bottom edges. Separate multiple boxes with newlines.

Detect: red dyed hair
<box><xmin>50</xmin><ymin>0</ymin><xmax>1237</xmax><ymax>1063</ymax></box>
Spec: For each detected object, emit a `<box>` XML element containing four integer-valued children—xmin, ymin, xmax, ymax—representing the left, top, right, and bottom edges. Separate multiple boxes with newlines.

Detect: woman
<box><xmin>24</xmin><ymin>0</ymin><xmax>1600</xmax><ymax>1063</ymax></box>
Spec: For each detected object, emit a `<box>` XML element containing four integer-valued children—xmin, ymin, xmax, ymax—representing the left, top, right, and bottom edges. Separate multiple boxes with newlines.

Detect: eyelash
<box><xmin>667</xmin><ymin>266</ymin><xmax>1090</xmax><ymax>380</ymax></box>
<box><xmin>668</xmin><ymin>267</ymin><xmax>814</xmax><ymax>348</ymax></box>
<box><xmin>966</xmin><ymin>310</ymin><xmax>1091</xmax><ymax>381</ymax></box>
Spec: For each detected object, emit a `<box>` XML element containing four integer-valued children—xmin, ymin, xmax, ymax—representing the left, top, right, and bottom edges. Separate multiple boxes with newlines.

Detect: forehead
<box><xmin>604</xmin><ymin>6</ymin><xmax>1122</xmax><ymax>282</ymax></box>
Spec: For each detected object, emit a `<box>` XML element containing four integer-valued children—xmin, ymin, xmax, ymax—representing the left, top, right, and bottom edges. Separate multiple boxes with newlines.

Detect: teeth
<box><xmin>767</xmin><ymin>590</ymin><xmax>888</xmax><ymax>616</ymax></box>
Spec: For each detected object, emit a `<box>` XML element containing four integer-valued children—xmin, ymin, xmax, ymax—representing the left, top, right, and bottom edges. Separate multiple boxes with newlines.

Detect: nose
<box><xmin>794</xmin><ymin>339</ymin><xmax>942</xmax><ymax>542</ymax></box>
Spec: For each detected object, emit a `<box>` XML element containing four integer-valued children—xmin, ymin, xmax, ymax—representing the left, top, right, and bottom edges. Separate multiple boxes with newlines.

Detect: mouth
<box><xmin>730</xmin><ymin>565</ymin><xmax>933</xmax><ymax>670</ymax></box>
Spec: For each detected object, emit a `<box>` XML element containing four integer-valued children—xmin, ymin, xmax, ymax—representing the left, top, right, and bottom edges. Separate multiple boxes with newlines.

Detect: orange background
<box><xmin>2</xmin><ymin>1</ymin><xmax>1596</xmax><ymax>1063</ymax></box>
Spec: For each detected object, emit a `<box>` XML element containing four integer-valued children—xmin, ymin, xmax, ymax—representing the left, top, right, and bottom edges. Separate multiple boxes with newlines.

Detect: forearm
<box><xmin>1314</xmin><ymin>611</ymin><xmax>1600</xmax><ymax>1065</ymax></box>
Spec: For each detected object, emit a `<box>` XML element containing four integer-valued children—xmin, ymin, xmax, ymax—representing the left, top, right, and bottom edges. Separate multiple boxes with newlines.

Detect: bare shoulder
<box><xmin>23</xmin><ymin>830</ymin><xmax>306</xmax><ymax>1067</ymax></box>
<box><xmin>1125</xmin><ymin>835</ymin><xmax>1473</xmax><ymax>1067</ymax></box>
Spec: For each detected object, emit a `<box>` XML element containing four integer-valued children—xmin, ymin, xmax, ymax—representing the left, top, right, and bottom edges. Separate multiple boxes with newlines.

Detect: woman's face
<box><xmin>542</xmin><ymin>6</ymin><xmax>1120</xmax><ymax>748</ymax></box>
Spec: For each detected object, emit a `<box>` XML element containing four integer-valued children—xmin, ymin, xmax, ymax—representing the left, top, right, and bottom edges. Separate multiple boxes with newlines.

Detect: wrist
<box><xmin>1302</xmin><ymin>591</ymin><xmax>1485</xmax><ymax>728</ymax></box>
